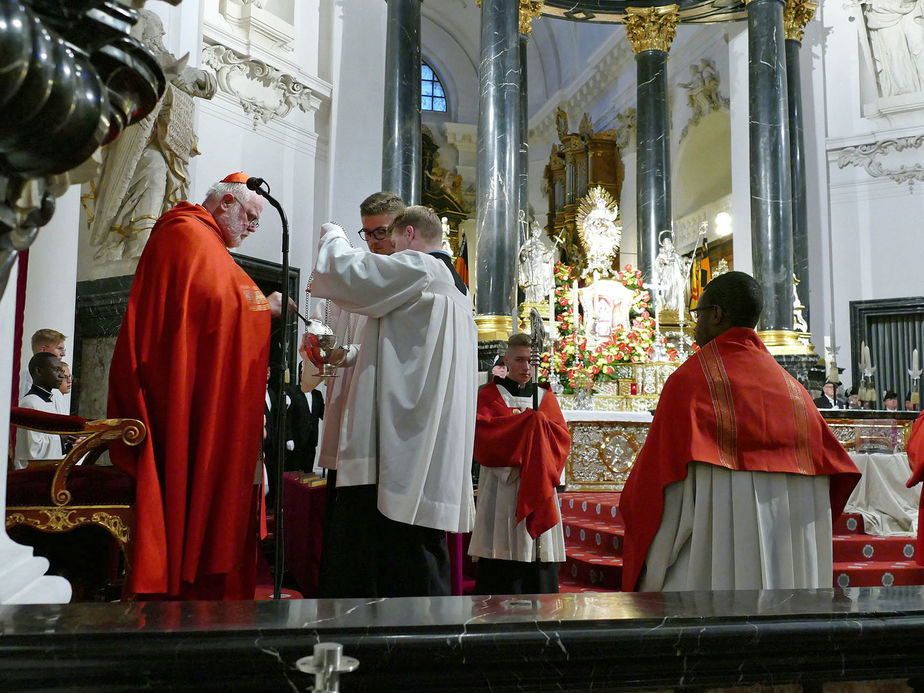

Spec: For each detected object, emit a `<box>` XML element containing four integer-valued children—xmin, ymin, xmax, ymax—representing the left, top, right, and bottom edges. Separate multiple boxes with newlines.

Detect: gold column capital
<box><xmin>475</xmin><ymin>314</ymin><xmax>514</xmax><ymax>342</ymax></box>
<box><xmin>519</xmin><ymin>1</ymin><xmax>544</xmax><ymax>34</ymax></box>
<box><xmin>783</xmin><ymin>0</ymin><xmax>818</xmax><ymax>41</ymax></box>
<box><xmin>624</xmin><ymin>5</ymin><xmax>680</xmax><ymax>54</ymax></box>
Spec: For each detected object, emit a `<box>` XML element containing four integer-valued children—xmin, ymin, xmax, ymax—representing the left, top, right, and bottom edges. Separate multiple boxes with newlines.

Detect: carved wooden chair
<box><xmin>6</xmin><ymin>407</ymin><xmax>145</xmax><ymax>596</ymax></box>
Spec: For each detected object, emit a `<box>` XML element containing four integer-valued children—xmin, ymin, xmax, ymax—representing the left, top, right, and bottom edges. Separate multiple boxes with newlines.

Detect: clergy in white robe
<box><xmin>310</xmin><ymin>206</ymin><xmax>477</xmax><ymax>597</ymax></box>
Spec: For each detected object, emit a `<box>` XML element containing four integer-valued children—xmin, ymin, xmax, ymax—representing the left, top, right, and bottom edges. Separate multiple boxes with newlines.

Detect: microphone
<box><xmin>246</xmin><ymin>176</ymin><xmax>265</xmax><ymax>192</ymax></box>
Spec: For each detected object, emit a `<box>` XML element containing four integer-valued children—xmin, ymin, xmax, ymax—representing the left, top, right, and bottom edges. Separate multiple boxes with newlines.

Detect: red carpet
<box><xmin>557</xmin><ymin>491</ymin><xmax>924</xmax><ymax>592</ymax></box>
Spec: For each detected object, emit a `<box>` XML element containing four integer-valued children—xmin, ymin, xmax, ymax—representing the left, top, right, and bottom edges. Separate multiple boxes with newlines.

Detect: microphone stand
<box><xmin>249</xmin><ymin>177</ymin><xmax>290</xmax><ymax>601</ymax></box>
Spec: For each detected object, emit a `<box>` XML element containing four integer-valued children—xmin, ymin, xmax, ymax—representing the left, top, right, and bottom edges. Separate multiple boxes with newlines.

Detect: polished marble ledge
<box><xmin>4</xmin><ymin>588</ymin><xmax>924</xmax><ymax>690</ymax></box>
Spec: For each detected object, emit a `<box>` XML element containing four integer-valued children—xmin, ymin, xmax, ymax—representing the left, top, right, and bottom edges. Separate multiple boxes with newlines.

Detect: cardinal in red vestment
<box><xmin>620</xmin><ymin>272</ymin><xmax>859</xmax><ymax>592</ymax></box>
<box><xmin>108</xmin><ymin>173</ymin><xmax>283</xmax><ymax>599</ymax></box>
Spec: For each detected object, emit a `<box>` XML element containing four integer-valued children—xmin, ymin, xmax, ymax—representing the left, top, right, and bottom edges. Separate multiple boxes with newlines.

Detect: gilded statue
<box><xmin>87</xmin><ymin>10</ymin><xmax>216</xmax><ymax>265</ymax></box>
<box><xmin>576</xmin><ymin>187</ymin><xmax>621</xmax><ymax>279</ymax></box>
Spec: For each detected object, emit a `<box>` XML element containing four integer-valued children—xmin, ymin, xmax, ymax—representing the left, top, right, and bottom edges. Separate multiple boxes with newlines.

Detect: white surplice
<box><xmin>640</xmin><ymin>461</ymin><xmax>833</xmax><ymax>591</ymax></box>
<box><xmin>14</xmin><ymin>389</ymin><xmax>64</xmax><ymax>470</ymax></box>
<box><xmin>311</xmin><ymin>224</ymin><xmax>477</xmax><ymax>533</ymax></box>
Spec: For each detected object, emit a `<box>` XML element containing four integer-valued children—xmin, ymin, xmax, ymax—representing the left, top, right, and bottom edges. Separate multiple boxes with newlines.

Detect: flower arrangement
<box><xmin>539</xmin><ymin>263</ymin><xmax>676</xmax><ymax>393</ymax></box>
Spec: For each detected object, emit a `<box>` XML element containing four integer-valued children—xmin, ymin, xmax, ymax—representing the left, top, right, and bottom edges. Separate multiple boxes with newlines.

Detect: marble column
<box><xmin>747</xmin><ymin>0</ymin><xmax>799</xmax><ymax>346</ymax></box>
<box><xmin>519</xmin><ymin>33</ymin><xmax>529</xmax><ymax>235</ymax></box>
<box><xmin>625</xmin><ymin>6</ymin><xmax>678</xmax><ymax>286</ymax></box>
<box><xmin>382</xmin><ymin>0</ymin><xmax>421</xmax><ymax>205</ymax></box>
<box><xmin>785</xmin><ymin>0</ymin><xmax>818</xmax><ymax>329</ymax></box>
<box><xmin>474</xmin><ymin>0</ymin><xmax>521</xmax><ymax>364</ymax></box>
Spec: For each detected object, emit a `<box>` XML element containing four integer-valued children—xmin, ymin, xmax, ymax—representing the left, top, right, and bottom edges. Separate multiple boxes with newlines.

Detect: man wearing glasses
<box><xmin>620</xmin><ymin>271</ymin><xmax>860</xmax><ymax>592</ymax></box>
<box><xmin>311</xmin><ymin>205</ymin><xmax>476</xmax><ymax>598</ymax></box>
<box><xmin>108</xmin><ymin>172</ymin><xmax>288</xmax><ymax>600</ymax></box>
<box><xmin>307</xmin><ymin>191</ymin><xmax>405</xmax><ymax>597</ymax></box>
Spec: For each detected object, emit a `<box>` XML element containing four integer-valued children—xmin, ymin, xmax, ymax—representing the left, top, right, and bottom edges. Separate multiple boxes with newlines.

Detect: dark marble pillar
<box><xmin>625</xmin><ymin>6</ymin><xmax>678</xmax><ymax>286</ymax></box>
<box><xmin>785</xmin><ymin>0</ymin><xmax>818</xmax><ymax>329</ymax></box>
<box><xmin>748</xmin><ymin>0</ymin><xmax>794</xmax><ymax>334</ymax></box>
<box><xmin>519</xmin><ymin>33</ymin><xmax>529</xmax><ymax>231</ymax></box>
<box><xmin>474</xmin><ymin>0</ymin><xmax>521</xmax><ymax>361</ymax></box>
<box><xmin>382</xmin><ymin>0</ymin><xmax>421</xmax><ymax>205</ymax></box>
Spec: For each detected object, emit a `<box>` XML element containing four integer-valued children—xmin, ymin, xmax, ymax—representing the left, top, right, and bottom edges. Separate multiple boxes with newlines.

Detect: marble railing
<box><xmin>2</xmin><ymin>588</ymin><xmax>924</xmax><ymax>690</ymax></box>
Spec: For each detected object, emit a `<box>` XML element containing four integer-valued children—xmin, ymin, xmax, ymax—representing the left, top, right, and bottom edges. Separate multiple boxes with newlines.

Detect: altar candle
<box><xmin>572</xmin><ymin>280</ymin><xmax>579</xmax><ymax>332</ymax></box>
<box><xmin>863</xmin><ymin>343</ymin><xmax>871</xmax><ymax>370</ymax></box>
<box><xmin>914</xmin><ymin>348</ymin><xmax>919</xmax><ymax>374</ymax></box>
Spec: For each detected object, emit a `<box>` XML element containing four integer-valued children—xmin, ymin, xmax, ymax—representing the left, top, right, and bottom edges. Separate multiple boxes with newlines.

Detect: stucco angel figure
<box><xmin>518</xmin><ymin>219</ymin><xmax>557</xmax><ymax>305</ymax></box>
<box><xmin>862</xmin><ymin>0</ymin><xmax>924</xmax><ymax>97</ymax></box>
<box><xmin>654</xmin><ymin>230</ymin><xmax>688</xmax><ymax>316</ymax></box>
<box><xmin>87</xmin><ymin>10</ymin><xmax>216</xmax><ymax>265</ymax></box>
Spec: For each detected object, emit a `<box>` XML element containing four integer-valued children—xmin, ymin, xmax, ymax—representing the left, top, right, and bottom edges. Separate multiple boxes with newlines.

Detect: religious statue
<box><xmin>579</xmin><ymin>280</ymin><xmax>635</xmax><ymax>343</ymax></box>
<box><xmin>862</xmin><ymin>0</ymin><xmax>924</xmax><ymax>97</ymax></box>
<box><xmin>654</xmin><ymin>230</ymin><xmax>688</xmax><ymax>317</ymax></box>
<box><xmin>579</xmin><ymin>113</ymin><xmax>594</xmax><ymax>139</ymax></box>
<box><xmin>576</xmin><ymin>186</ymin><xmax>621</xmax><ymax>279</ymax></box>
<box><xmin>678</xmin><ymin>58</ymin><xmax>729</xmax><ymax>138</ymax></box>
<box><xmin>518</xmin><ymin>218</ymin><xmax>557</xmax><ymax>306</ymax></box>
<box><xmin>87</xmin><ymin>10</ymin><xmax>216</xmax><ymax>266</ymax></box>
<box><xmin>555</xmin><ymin>106</ymin><xmax>569</xmax><ymax>140</ymax></box>
<box><xmin>793</xmin><ymin>273</ymin><xmax>809</xmax><ymax>333</ymax></box>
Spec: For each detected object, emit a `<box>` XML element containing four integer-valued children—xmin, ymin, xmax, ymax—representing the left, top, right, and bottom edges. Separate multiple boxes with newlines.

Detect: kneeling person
<box><xmin>469</xmin><ymin>333</ymin><xmax>571</xmax><ymax>594</ymax></box>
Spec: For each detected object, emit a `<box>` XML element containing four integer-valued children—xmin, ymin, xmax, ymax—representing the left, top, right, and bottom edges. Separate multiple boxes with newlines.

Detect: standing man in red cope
<box><xmin>109</xmin><ymin>172</ymin><xmax>287</xmax><ymax>600</ymax></box>
<box><xmin>620</xmin><ymin>271</ymin><xmax>860</xmax><ymax>591</ymax></box>
<box><xmin>468</xmin><ymin>332</ymin><xmax>571</xmax><ymax>594</ymax></box>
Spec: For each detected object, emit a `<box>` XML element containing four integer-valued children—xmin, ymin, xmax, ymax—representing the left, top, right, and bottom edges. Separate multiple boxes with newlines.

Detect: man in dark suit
<box><xmin>286</xmin><ymin>362</ymin><xmax>324</xmax><ymax>473</ymax></box>
<box><xmin>813</xmin><ymin>381</ymin><xmax>841</xmax><ymax>409</ymax></box>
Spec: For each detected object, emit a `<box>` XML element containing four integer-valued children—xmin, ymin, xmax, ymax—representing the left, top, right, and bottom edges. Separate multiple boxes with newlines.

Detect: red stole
<box><xmin>108</xmin><ymin>202</ymin><xmax>271</xmax><ymax>597</ymax></box>
<box><xmin>905</xmin><ymin>413</ymin><xmax>924</xmax><ymax>564</ymax></box>
<box><xmin>619</xmin><ymin>328</ymin><xmax>860</xmax><ymax>591</ymax></box>
<box><xmin>474</xmin><ymin>382</ymin><xmax>571</xmax><ymax>538</ymax></box>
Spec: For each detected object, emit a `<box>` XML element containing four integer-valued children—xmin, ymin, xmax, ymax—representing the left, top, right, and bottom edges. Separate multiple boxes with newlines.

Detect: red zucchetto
<box><xmin>220</xmin><ymin>172</ymin><xmax>249</xmax><ymax>184</ymax></box>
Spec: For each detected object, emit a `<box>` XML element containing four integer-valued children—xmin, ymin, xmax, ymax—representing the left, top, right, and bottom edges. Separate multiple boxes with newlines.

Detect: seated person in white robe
<box><xmin>311</xmin><ymin>205</ymin><xmax>476</xmax><ymax>598</ymax></box>
<box><xmin>14</xmin><ymin>352</ymin><xmax>66</xmax><ymax>469</ymax></box>
<box><xmin>619</xmin><ymin>271</ymin><xmax>861</xmax><ymax>592</ymax></box>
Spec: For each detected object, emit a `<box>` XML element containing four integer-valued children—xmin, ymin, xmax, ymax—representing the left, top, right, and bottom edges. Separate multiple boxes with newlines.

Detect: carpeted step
<box><xmin>834</xmin><ymin>561</ymin><xmax>924</xmax><ymax>588</ymax></box>
<box><xmin>562</xmin><ymin>516</ymin><xmax>624</xmax><ymax>557</ymax></box>
<box><xmin>559</xmin><ymin>492</ymin><xmax>623</xmax><ymax>524</ymax></box>
<box><xmin>833</xmin><ymin>534</ymin><xmax>916</xmax><ymax>563</ymax></box>
<box><xmin>834</xmin><ymin>513</ymin><xmax>866</xmax><ymax>535</ymax></box>
<box><xmin>562</xmin><ymin>542</ymin><xmax>622</xmax><ymax>591</ymax></box>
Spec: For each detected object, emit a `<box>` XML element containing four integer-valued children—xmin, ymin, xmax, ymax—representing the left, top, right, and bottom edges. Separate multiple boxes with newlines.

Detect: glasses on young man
<box><xmin>689</xmin><ymin>304</ymin><xmax>722</xmax><ymax>318</ymax></box>
<box><xmin>358</xmin><ymin>226</ymin><xmax>389</xmax><ymax>241</ymax></box>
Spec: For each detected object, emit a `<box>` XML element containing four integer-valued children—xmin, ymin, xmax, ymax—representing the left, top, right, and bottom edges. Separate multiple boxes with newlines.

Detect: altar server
<box><xmin>469</xmin><ymin>332</ymin><xmax>571</xmax><ymax>595</ymax></box>
<box><xmin>620</xmin><ymin>271</ymin><xmax>860</xmax><ymax>592</ymax></box>
<box><xmin>311</xmin><ymin>205</ymin><xmax>476</xmax><ymax>597</ymax></box>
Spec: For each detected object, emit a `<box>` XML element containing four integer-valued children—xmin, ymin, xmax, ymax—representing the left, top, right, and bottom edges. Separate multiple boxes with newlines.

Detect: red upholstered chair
<box><xmin>6</xmin><ymin>407</ymin><xmax>145</xmax><ymax>596</ymax></box>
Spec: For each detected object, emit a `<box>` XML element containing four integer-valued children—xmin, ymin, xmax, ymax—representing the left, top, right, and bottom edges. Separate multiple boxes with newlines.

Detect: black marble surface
<box><xmin>382</xmin><ymin>0</ymin><xmax>422</xmax><ymax>205</ymax></box>
<box><xmin>635</xmin><ymin>49</ymin><xmax>671</xmax><ymax>287</ymax></box>
<box><xmin>475</xmin><ymin>0</ymin><xmax>520</xmax><ymax>320</ymax></box>
<box><xmin>787</xmin><ymin>38</ymin><xmax>810</xmax><ymax>328</ymax></box>
<box><xmin>4</xmin><ymin>588</ymin><xmax>924</xmax><ymax>690</ymax></box>
<box><xmin>748</xmin><ymin>0</ymin><xmax>794</xmax><ymax>333</ymax></box>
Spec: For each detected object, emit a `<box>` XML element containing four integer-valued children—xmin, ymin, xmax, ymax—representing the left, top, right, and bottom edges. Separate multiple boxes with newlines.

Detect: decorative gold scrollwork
<box><xmin>90</xmin><ymin>512</ymin><xmax>131</xmax><ymax>544</ymax></box>
<box><xmin>783</xmin><ymin>0</ymin><xmax>818</xmax><ymax>42</ymax></box>
<box><xmin>624</xmin><ymin>5</ymin><xmax>680</xmax><ymax>54</ymax></box>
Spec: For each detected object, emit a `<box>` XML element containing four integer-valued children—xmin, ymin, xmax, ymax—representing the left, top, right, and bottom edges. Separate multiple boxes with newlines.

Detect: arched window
<box><xmin>421</xmin><ymin>60</ymin><xmax>447</xmax><ymax>113</ymax></box>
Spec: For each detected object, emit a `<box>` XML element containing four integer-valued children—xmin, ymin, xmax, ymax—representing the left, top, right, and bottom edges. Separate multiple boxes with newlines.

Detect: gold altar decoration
<box><xmin>475</xmin><ymin>314</ymin><xmax>514</xmax><ymax>342</ymax></box>
<box><xmin>544</xmin><ymin>110</ymin><xmax>624</xmax><ymax>278</ymax></box>
<box><xmin>758</xmin><ymin>329</ymin><xmax>813</xmax><ymax>356</ymax></box>
<box><xmin>624</xmin><ymin>5</ymin><xmax>680</xmax><ymax>54</ymax></box>
<box><xmin>783</xmin><ymin>0</ymin><xmax>817</xmax><ymax>41</ymax></box>
<box><xmin>826</xmin><ymin>418</ymin><xmax>913</xmax><ymax>454</ymax></box>
<box><xmin>566</xmin><ymin>420</ymin><xmax>651</xmax><ymax>491</ymax></box>
<box><xmin>576</xmin><ymin>186</ymin><xmax>622</xmax><ymax>279</ymax></box>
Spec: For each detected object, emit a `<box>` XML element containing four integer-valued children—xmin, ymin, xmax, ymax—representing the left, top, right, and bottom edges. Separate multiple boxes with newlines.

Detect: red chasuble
<box><xmin>474</xmin><ymin>382</ymin><xmax>571</xmax><ymax>538</ymax></box>
<box><xmin>619</xmin><ymin>328</ymin><xmax>860</xmax><ymax>591</ymax></box>
<box><xmin>905</xmin><ymin>413</ymin><xmax>924</xmax><ymax>564</ymax></box>
<box><xmin>108</xmin><ymin>202</ymin><xmax>271</xmax><ymax>598</ymax></box>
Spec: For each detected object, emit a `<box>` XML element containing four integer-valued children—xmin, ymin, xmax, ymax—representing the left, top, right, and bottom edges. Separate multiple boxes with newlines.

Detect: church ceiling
<box><xmin>541</xmin><ymin>0</ymin><xmax>748</xmax><ymax>24</ymax></box>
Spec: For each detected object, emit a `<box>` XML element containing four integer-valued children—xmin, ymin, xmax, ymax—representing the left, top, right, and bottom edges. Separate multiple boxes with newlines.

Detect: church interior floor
<box><xmin>557</xmin><ymin>491</ymin><xmax>924</xmax><ymax>593</ymax></box>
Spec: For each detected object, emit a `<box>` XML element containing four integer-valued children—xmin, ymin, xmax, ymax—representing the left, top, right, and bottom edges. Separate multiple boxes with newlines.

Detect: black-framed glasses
<box><xmin>359</xmin><ymin>226</ymin><xmax>389</xmax><ymax>241</ymax></box>
<box><xmin>233</xmin><ymin>197</ymin><xmax>260</xmax><ymax>229</ymax></box>
<box><xmin>689</xmin><ymin>304</ymin><xmax>721</xmax><ymax>316</ymax></box>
